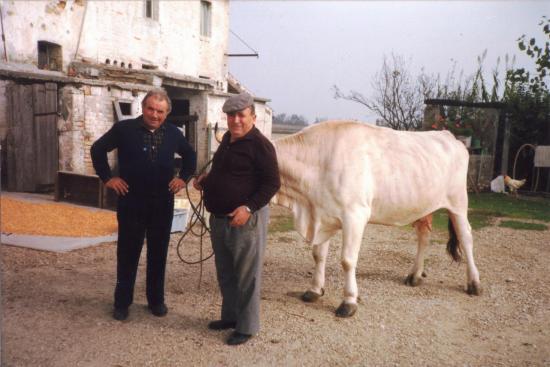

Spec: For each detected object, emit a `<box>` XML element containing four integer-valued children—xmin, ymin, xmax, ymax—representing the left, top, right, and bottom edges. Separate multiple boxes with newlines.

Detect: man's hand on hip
<box><xmin>229</xmin><ymin>205</ymin><xmax>252</xmax><ymax>227</ymax></box>
<box><xmin>105</xmin><ymin>177</ymin><xmax>129</xmax><ymax>196</ymax></box>
<box><xmin>169</xmin><ymin>177</ymin><xmax>186</xmax><ymax>194</ymax></box>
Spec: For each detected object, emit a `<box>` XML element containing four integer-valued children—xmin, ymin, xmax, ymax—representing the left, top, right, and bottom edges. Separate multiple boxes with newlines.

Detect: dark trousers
<box><xmin>114</xmin><ymin>195</ymin><xmax>174</xmax><ymax>309</ymax></box>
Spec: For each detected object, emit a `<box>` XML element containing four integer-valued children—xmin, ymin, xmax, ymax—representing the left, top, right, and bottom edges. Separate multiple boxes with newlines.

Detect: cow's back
<box><xmin>274</xmin><ymin>120</ymin><xmax>469</xmax><ymax>231</ymax></box>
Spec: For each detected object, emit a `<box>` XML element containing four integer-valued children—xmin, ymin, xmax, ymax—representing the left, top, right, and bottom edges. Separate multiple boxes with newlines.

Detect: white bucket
<box><xmin>171</xmin><ymin>198</ymin><xmax>191</xmax><ymax>233</ymax></box>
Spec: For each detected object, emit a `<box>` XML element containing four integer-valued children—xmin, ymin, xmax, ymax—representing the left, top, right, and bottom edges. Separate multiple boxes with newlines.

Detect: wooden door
<box><xmin>7</xmin><ymin>82</ymin><xmax>58</xmax><ymax>192</ymax></box>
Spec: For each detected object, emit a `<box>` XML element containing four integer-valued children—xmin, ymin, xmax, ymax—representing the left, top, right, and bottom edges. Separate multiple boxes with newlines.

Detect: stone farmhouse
<box><xmin>0</xmin><ymin>0</ymin><xmax>272</xmax><ymax>193</ymax></box>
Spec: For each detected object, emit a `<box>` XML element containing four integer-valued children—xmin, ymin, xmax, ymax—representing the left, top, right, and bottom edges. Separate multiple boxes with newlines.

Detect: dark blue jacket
<box><xmin>91</xmin><ymin>116</ymin><xmax>196</xmax><ymax>199</ymax></box>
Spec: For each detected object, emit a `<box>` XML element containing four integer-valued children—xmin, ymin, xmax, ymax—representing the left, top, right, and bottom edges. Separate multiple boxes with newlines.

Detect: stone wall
<box><xmin>58</xmin><ymin>84</ymin><xmax>146</xmax><ymax>175</ymax></box>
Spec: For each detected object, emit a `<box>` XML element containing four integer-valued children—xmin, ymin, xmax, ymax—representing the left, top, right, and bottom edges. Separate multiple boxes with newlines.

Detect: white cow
<box><xmin>271</xmin><ymin>120</ymin><xmax>481</xmax><ymax>317</ymax></box>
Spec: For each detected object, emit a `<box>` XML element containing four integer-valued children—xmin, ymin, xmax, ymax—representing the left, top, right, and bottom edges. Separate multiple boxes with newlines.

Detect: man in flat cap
<box><xmin>194</xmin><ymin>92</ymin><xmax>280</xmax><ymax>345</ymax></box>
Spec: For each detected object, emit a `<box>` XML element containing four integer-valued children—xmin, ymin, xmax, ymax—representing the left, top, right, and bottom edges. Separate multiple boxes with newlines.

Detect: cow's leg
<box><xmin>406</xmin><ymin>216</ymin><xmax>431</xmax><ymax>287</ymax></box>
<box><xmin>302</xmin><ymin>240</ymin><xmax>329</xmax><ymax>303</ymax></box>
<box><xmin>449</xmin><ymin>212</ymin><xmax>481</xmax><ymax>295</ymax></box>
<box><xmin>336</xmin><ymin>214</ymin><xmax>368</xmax><ymax>318</ymax></box>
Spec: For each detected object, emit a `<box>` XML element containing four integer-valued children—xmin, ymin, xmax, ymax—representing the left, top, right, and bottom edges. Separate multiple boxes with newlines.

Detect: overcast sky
<box><xmin>227</xmin><ymin>1</ymin><xmax>549</xmax><ymax>123</ymax></box>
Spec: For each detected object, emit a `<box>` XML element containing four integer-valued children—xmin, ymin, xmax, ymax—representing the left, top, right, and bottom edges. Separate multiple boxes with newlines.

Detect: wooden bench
<box><xmin>55</xmin><ymin>171</ymin><xmax>116</xmax><ymax>209</ymax></box>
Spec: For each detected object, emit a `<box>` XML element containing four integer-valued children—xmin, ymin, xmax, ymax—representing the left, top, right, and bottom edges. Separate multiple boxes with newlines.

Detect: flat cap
<box><xmin>222</xmin><ymin>92</ymin><xmax>254</xmax><ymax>113</ymax></box>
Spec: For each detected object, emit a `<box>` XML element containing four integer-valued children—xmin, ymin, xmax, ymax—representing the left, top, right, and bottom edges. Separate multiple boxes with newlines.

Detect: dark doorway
<box><xmin>167</xmin><ymin>99</ymin><xmax>198</xmax><ymax>150</ymax></box>
<box><xmin>167</xmin><ymin>99</ymin><xmax>198</xmax><ymax>175</ymax></box>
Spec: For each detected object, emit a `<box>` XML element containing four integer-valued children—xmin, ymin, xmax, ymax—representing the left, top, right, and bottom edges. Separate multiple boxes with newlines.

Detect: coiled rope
<box><xmin>175</xmin><ymin>161</ymin><xmax>214</xmax><ymax>289</ymax></box>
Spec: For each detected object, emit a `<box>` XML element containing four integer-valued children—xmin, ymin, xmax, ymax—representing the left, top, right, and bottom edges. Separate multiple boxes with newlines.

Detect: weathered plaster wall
<box><xmin>1</xmin><ymin>0</ymin><xmax>85</xmax><ymax>69</ymax></box>
<box><xmin>1</xmin><ymin>0</ymin><xmax>229</xmax><ymax>86</ymax></box>
<box><xmin>254</xmin><ymin>104</ymin><xmax>273</xmax><ymax>140</ymax></box>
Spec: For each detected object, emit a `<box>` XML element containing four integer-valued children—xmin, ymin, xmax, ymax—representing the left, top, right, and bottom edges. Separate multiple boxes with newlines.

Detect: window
<box><xmin>200</xmin><ymin>1</ymin><xmax>211</xmax><ymax>37</ymax></box>
<box><xmin>114</xmin><ymin>100</ymin><xmax>135</xmax><ymax>122</ymax></box>
<box><xmin>144</xmin><ymin>0</ymin><xmax>159</xmax><ymax>21</ymax></box>
<box><xmin>37</xmin><ymin>41</ymin><xmax>62</xmax><ymax>71</ymax></box>
<box><xmin>119</xmin><ymin>102</ymin><xmax>132</xmax><ymax>116</ymax></box>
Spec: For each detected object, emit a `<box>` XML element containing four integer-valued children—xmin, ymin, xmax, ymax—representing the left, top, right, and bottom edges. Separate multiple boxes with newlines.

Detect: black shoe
<box><xmin>148</xmin><ymin>303</ymin><xmax>168</xmax><ymax>317</ymax></box>
<box><xmin>113</xmin><ymin>307</ymin><xmax>129</xmax><ymax>321</ymax></box>
<box><xmin>226</xmin><ymin>331</ymin><xmax>252</xmax><ymax>346</ymax></box>
<box><xmin>208</xmin><ymin>319</ymin><xmax>237</xmax><ymax>330</ymax></box>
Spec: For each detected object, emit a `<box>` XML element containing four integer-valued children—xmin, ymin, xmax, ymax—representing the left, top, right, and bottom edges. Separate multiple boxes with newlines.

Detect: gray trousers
<box><xmin>209</xmin><ymin>206</ymin><xmax>269</xmax><ymax>335</ymax></box>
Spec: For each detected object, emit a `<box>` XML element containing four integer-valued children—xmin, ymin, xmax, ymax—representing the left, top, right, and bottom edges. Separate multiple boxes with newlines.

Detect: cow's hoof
<box><xmin>467</xmin><ymin>281</ymin><xmax>482</xmax><ymax>296</ymax></box>
<box><xmin>335</xmin><ymin>302</ymin><xmax>357</xmax><ymax>318</ymax></box>
<box><xmin>422</xmin><ymin>271</ymin><xmax>428</xmax><ymax>278</ymax></box>
<box><xmin>301</xmin><ymin>289</ymin><xmax>324</xmax><ymax>303</ymax></box>
<box><xmin>404</xmin><ymin>274</ymin><xmax>422</xmax><ymax>287</ymax></box>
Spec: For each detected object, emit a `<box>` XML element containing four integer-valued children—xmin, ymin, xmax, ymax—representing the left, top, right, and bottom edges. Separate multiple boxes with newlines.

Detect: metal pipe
<box><xmin>73</xmin><ymin>0</ymin><xmax>88</xmax><ymax>62</ymax></box>
<box><xmin>225</xmin><ymin>53</ymin><xmax>259</xmax><ymax>58</ymax></box>
<box><xmin>0</xmin><ymin>2</ymin><xmax>8</xmax><ymax>62</ymax></box>
<box><xmin>501</xmin><ymin>113</ymin><xmax>511</xmax><ymax>174</ymax></box>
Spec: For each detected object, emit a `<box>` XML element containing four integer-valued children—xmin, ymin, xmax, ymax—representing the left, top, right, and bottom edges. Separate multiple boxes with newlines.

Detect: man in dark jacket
<box><xmin>91</xmin><ymin>89</ymin><xmax>196</xmax><ymax>321</ymax></box>
<box><xmin>194</xmin><ymin>92</ymin><xmax>280</xmax><ymax>345</ymax></box>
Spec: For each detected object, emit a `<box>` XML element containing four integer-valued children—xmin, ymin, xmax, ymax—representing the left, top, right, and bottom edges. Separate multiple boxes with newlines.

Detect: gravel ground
<box><xmin>2</xmin><ymin>205</ymin><xmax>550</xmax><ymax>366</ymax></box>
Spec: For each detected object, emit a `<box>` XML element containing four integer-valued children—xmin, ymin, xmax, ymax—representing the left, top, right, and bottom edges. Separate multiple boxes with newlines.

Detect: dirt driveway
<box><xmin>2</xmin><ymin>206</ymin><xmax>550</xmax><ymax>366</ymax></box>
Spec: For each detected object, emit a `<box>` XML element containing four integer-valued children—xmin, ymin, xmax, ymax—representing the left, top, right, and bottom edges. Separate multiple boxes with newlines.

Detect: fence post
<box><xmin>501</xmin><ymin>113</ymin><xmax>511</xmax><ymax>175</ymax></box>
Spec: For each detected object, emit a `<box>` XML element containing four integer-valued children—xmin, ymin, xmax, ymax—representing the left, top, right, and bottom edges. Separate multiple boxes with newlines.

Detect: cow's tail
<box><xmin>446</xmin><ymin>217</ymin><xmax>462</xmax><ymax>262</ymax></box>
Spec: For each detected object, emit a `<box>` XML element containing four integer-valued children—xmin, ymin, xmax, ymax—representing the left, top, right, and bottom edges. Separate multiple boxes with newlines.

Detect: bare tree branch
<box><xmin>333</xmin><ymin>53</ymin><xmax>431</xmax><ymax>130</ymax></box>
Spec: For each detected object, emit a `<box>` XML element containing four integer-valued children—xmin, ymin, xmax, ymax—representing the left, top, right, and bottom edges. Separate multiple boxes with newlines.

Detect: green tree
<box><xmin>515</xmin><ymin>15</ymin><xmax>550</xmax><ymax>94</ymax></box>
<box><xmin>504</xmin><ymin>16</ymin><xmax>550</xmax><ymax>147</ymax></box>
<box><xmin>503</xmin><ymin>16</ymin><xmax>550</xmax><ymax>189</ymax></box>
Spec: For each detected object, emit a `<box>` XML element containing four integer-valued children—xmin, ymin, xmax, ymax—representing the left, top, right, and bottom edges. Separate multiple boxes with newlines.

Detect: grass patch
<box><xmin>269</xmin><ymin>214</ymin><xmax>294</xmax><ymax>233</ymax></box>
<box><xmin>269</xmin><ymin>193</ymin><xmax>550</xmax><ymax>233</ymax></box>
<box><xmin>432</xmin><ymin>209</ymin><xmax>492</xmax><ymax>231</ymax></box>
<box><xmin>469</xmin><ymin>193</ymin><xmax>550</xmax><ymax>222</ymax></box>
<box><xmin>498</xmin><ymin>220</ymin><xmax>548</xmax><ymax>231</ymax></box>
<box><xmin>431</xmin><ymin>193</ymin><xmax>550</xmax><ymax>231</ymax></box>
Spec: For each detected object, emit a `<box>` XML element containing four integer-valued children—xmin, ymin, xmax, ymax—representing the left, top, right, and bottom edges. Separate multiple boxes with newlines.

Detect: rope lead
<box><xmin>175</xmin><ymin>161</ymin><xmax>214</xmax><ymax>289</ymax></box>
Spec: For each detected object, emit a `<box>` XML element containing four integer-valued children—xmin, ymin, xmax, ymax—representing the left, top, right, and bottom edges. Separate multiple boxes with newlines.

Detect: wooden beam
<box><xmin>425</xmin><ymin>99</ymin><xmax>506</xmax><ymax>109</ymax></box>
